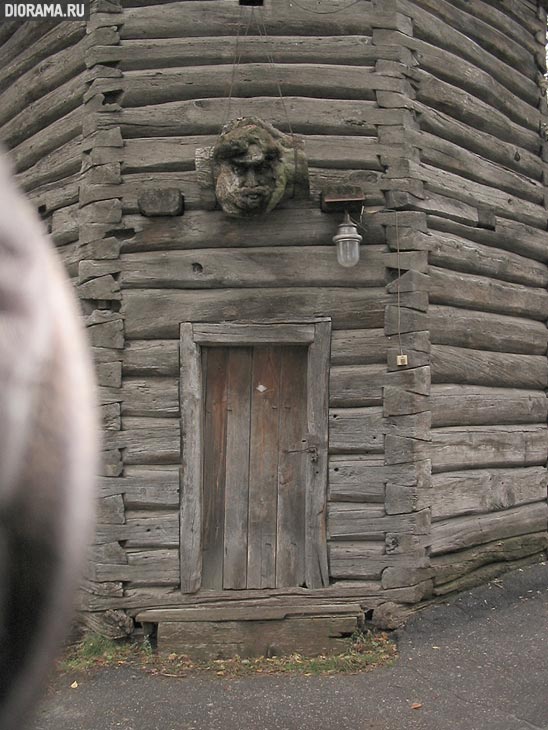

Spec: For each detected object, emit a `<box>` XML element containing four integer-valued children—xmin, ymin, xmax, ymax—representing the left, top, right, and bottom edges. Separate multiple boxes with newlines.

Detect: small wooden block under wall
<box><xmin>156</xmin><ymin>615</ymin><xmax>360</xmax><ymax>660</ymax></box>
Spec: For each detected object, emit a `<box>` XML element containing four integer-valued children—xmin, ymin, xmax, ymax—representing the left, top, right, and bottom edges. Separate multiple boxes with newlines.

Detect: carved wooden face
<box><xmin>214</xmin><ymin>141</ymin><xmax>284</xmax><ymax>217</ymax></box>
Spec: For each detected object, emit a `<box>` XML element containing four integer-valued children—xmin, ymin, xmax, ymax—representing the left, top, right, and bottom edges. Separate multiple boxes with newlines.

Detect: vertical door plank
<box><xmin>201</xmin><ymin>347</ymin><xmax>229</xmax><ymax>589</ymax></box>
<box><xmin>305</xmin><ymin>320</ymin><xmax>332</xmax><ymax>588</ymax></box>
<box><xmin>223</xmin><ymin>347</ymin><xmax>252</xmax><ymax>589</ymax></box>
<box><xmin>276</xmin><ymin>347</ymin><xmax>308</xmax><ymax>588</ymax></box>
<box><xmin>180</xmin><ymin>323</ymin><xmax>203</xmax><ymax>593</ymax></box>
<box><xmin>247</xmin><ymin>346</ymin><xmax>281</xmax><ymax>589</ymax></box>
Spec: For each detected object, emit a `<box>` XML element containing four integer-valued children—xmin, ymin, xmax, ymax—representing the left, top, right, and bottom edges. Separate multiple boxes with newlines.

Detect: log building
<box><xmin>2</xmin><ymin>0</ymin><xmax>548</xmax><ymax>656</ymax></box>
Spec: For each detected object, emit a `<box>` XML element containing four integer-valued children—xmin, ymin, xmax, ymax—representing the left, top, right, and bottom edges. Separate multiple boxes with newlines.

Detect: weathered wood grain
<box><xmin>328</xmin><ymin>456</ymin><xmax>427</xmax><ymax>503</ymax></box>
<box><xmin>430</xmin><ymin>467</ymin><xmax>547</xmax><ymax>521</ymax></box>
<box><xmin>120</xmin><ymin>1</ymin><xmax>378</xmax><ymax>39</ymax></box>
<box><xmin>0</xmin><ymin>73</ymin><xmax>84</xmax><ymax>149</ymax></box>
<box><xmin>107</xmin><ymin>65</ymin><xmax>407</xmax><ymax>107</ymax></box>
<box><xmin>394</xmin><ymin>2</ymin><xmax>538</xmax><ymax>103</ymax></box>
<box><xmin>430</xmin><ymin>502</ymin><xmax>548</xmax><ymax>556</ymax></box>
<box><xmin>329</xmin><ymin>407</ymin><xmax>384</xmax><ymax>454</ymax></box>
<box><xmin>0</xmin><ymin>22</ymin><xmax>85</xmax><ymax>91</ymax></box>
<box><xmin>91</xmin><ymin>550</ymin><xmax>180</xmax><ymax>585</ymax></box>
<box><xmin>409</xmin><ymin>130</ymin><xmax>544</xmax><ymax>206</ymax></box>
<box><xmin>431</xmin><ymin>425</ymin><xmax>548</xmax><ymax>473</ymax></box>
<box><xmin>122</xmin><ymin>288</ymin><xmax>388</xmax><ymax>339</ymax></box>
<box><xmin>99</xmin><ymin>468</ymin><xmax>179</xmax><ymax>509</ymax></box>
<box><xmin>432</xmin><ymin>553</ymin><xmax>545</xmax><ymax>596</ymax></box>
<box><xmin>431</xmin><ymin>532</ymin><xmax>548</xmax><ymax>586</ymax></box>
<box><xmin>192</xmin><ymin>323</ymin><xmax>315</xmax><ymax>347</ymax></box>
<box><xmin>428</xmin><ymin>216</ymin><xmax>548</xmax><ymax>265</ymax></box>
<box><xmin>414</xmin><ymin>100</ymin><xmax>542</xmax><ymax>182</ymax></box>
<box><xmin>330</xmin><ymin>329</ymin><xmax>387</xmax><ymax>366</ymax></box>
<box><xmin>431</xmin><ymin>385</ymin><xmax>548</xmax><ymax>427</ymax></box>
<box><xmin>16</xmin><ymin>136</ymin><xmax>81</xmax><ymax>193</ymax></box>
<box><xmin>429</xmin><ymin>306</ymin><xmax>547</xmax><ymax>355</ymax></box>
<box><xmin>123</xmin><ymin>340</ymin><xmax>179</xmax><ymax>376</ymax></box>
<box><xmin>429</xmin><ymin>267</ymin><xmax>548</xmax><ymax>321</ymax></box>
<box><xmin>96</xmin><ymin>36</ymin><xmax>406</xmax><ymax>70</ymax></box>
<box><xmin>103</xmin><ymin>426</ymin><xmax>181</xmax><ymax>465</ymax></box>
<box><xmin>414</xmin><ymin>71</ymin><xmax>539</xmax><ymax>155</ymax></box>
<box><xmin>329</xmin><ymin>365</ymin><xmax>387</xmax><ymax>408</ymax></box>
<box><xmin>428</xmin><ymin>230</ymin><xmax>548</xmax><ymax>288</ymax></box>
<box><xmin>328</xmin><ymin>505</ymin><xmax>430</xmax><ymax>540</ymax></box>
<box><xmin>120</xmin><ymin>246</ymin><xmax>386</xmax><ymax>289</ymax></box>
<box><xmin>431</xmin><ymin>345</ymin><xmax>548</xmax><ymax>389</ymax></box>
<box><xmin>122</xmin><ymin>208</ymin><xmax>369</xmax><ymax>253</ymax></box>
<box><xmin>409</xmin><ymin>0</ymin><xmax>537</xmax><ymax>76</ymax></box>
<box><xmin>179</xmin><ymin>323</ymin><xmax>203</xmax><ymax>592</ymax></box>
<box><xmin>328</xmin><ymin>542</ymin><xmax>428</xmax><ymax>580</ymax></box>
<box><xmin>95</xmin><ymin>513</ymin><xmax>179</xmax><ymax>548</ymax></box>
<box><xmin>416</xmin><ymin>163</ymin><xmax>546</xmax><ymax>230</ymax></box>
<box><xmin>121</xmin><ymin>378</ymin><xmax>179</xmax><ymax>417</ymax></box>
<box><xmin>93</xmin><ymin>97</ymin><xmax>410</xmax><ymax>139</ymax></box>
<box><xmin>201</xmin><ymin>347</ymin><xmax>228</xmax><ymax>590</ymax></box>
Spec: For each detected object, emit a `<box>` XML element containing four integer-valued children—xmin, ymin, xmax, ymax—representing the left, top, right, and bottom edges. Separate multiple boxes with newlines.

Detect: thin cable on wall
<box><xmin>289</xmin><ymin>0</ymin><xmax>366</xmax><ymax>14</ymax></box>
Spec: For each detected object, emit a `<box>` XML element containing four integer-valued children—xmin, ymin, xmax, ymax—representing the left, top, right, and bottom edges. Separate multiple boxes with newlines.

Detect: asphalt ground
<box><xmin>29</xmin><ymin>562</ymin><xmax>548</xmax><ymax>730</ymax></box>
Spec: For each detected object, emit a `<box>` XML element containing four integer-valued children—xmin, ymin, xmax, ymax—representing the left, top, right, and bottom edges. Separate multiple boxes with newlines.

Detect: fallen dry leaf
<box><xmin>411</xmin><ymin>703</ymin><xmax>423</xmax><ymax>710</ymax></box>
<box><xmin>70</xmin><ymin>681</ymin><xmax>79</xmax><ymax>689</ymax></box>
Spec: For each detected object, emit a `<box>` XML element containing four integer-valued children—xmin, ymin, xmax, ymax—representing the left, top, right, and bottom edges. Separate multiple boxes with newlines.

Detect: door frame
<box><xmin>179</xmin><ymin>318</ymin><xmax>331</xmax><ymax>593</ymax></box>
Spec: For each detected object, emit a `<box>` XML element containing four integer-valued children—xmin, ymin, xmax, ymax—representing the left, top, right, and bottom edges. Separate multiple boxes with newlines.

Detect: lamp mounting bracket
<box><xmin>320</xmin><ymin>186</ymin><xmax>366</xmax><ymax>214</ymax></box>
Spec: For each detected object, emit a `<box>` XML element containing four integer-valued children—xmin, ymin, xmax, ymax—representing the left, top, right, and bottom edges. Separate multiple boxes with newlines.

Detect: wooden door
<box><xmin>201</xmin><ymin>344</ymin><xmax>308</xmax><ymax>590</ymax></box>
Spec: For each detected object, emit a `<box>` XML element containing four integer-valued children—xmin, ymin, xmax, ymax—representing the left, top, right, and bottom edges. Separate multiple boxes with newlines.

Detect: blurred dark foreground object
<box><xmin>0</xmin><ymin>155</ymin><xmax>97</xmax><ymax>729</ymax></box>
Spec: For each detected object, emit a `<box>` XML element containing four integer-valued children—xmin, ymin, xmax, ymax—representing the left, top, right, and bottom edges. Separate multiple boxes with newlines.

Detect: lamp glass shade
<box><xmin>336</xmin><ymin>238</ymin><xmax>360</xmax><ymax>267</ymax></box>
<box><xmin>332</xmin><ymin>212</ymin><xmax>362</xmax><ymax>267</ymax></box>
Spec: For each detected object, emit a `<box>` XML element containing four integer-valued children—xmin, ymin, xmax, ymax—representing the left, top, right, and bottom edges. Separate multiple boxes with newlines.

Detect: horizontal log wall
<box><xmin>399</xmin><ymin>0</ymin><xmax>548</xmax><ymax>596</ymax></box>
<box><xmin>0</xmin><ymin>21</ymin><xmax>88</xmax><ymax>280</ymax></box>
<box><xmin>83</xmin><ymin>0</ymin><xmax>434</xmax><ymax>616</ymax></box>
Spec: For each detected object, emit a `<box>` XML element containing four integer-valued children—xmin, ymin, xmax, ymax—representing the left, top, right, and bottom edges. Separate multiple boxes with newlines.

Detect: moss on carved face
<box><xmin>212</xmin><ymin>117</ymin><xmax>297</xmax><ymax>218</ymax></box>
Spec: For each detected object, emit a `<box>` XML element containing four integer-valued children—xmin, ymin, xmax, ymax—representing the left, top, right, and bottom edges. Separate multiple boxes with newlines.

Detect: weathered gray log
<box><xmin>99</xmin><ymin>468</ymin><xmax>179</xmax><ymax>508</ymax></box>
<box><xmin>427</xmin><ymin>229</ymin><xmax>548</xmax><ymax>287</ymax></box>
<box><xmin>0</xmin><ymin>39</ymin><xmax>87</xmax><ymax>129</ymax></box>
<box><xmin>122</xmin><ymin>208</ymin><xmax>370</xmax><ymax>253</ymax></box>
<box><xmin>328</xmin><ymin>542</ymin><xmax>428</xmax><ymax>580</ymax></box>
<box><xmin>16</xmin><ymin>136</ymin><xmax>81</xmax><ymax>194</ymax></box>
<box><xmin>430</xmin><ymin>425</ymin><xmax>548</xmax><ymax>472</ymax></box>
<box><xmin>94</xmin><ymin>36</ymin><xmax>407</xmax><ymax>70</ymax></box>
<box><xmin>409</xmin><ymin>0</ymin><xmax>537</xmax><ymax>75</ymax></box>
<box><xmin>51</xmin><ymin>204</ymin><xmax>79</xmax><ymax>246</ymax></box>
<box><xmin>119</xmin><ymin>1</ymin><xmax>380</xmax><ymax>39</ymax></box>
<box><xmin>82</xmin><ymin>609</ymin><xmax>133</xmax><ymax>640</ymax></box>
<box><xmin>122</xmin><ymin>288</ymin><xmax>388</xmax><ymax>339</ymax></box>
<box><xmin>429</xmin><ymin>305</ymin><xmax>547</xmax><ymax>355</ymax></box>
<box><xmin>95</xmin><ymin>513</ymin><xmax>179</xmax><ymax>548</ymax></box>
<box><xmin>413</xmin><ymin>100</ymin><xmax>542</xmax><ymax>182</ymax></box>
<box><xmin>432</xmin><ymin>554</ymin><xmax>545</xmax><ymax>596</ymax></box>
<box><xmin>431</xmin><ymin>345</ymin><xmax>548</xmax><ymax>389</ymax></box>
<box><xmin>99</xmin><ymin>65</ymin><xmax>407</xmax><ymax>108</ymax></box>
<box><xmin>393</xmin><ymin>2</ymin><xmax>538</xmax><ymax>103</ymax></box>
<box><xmin>329</xmin><ymin>407</ymin><xmax>384</xmax><ymax>454</ymax></box>
<box><xmin>430</xmin><ymin>532</ymin><xmax>548</xmax><ymax>586</ymax></box>
<box><xmin>430</xmin><ymin>466</ymin><xmax>547</xmax><ymax>521</ymax></box>
<box><xmin>329</xmin><ymin>364</ymin><xmax>387</xmax><ymax>408</ymax></box>
<box><xmin>430</xmin><ymin>502</ymin><xmax>548</xmax><ymax>555</ymax></box>
<box><xmin>429</xmin><ymin>267</ymin><xmax>548</xmax><ymax>321</ymax></box>
<box><xmin>409</xmin><ymin>129</ymin><xmax>543</xmax><ymax>206</ymax></box>
<box><xmin>91</xmin><ymin>550</ymin><xmax>180</xmax><ymax>585</ymax></box>
<box><xmin>0</xmin><ymin>74</ymin><xmax>84</xmax><ymax>149</ymax></box>
<box><xmin>431</xmin><ymin>385</ymin><xmax>548</xmax><ymax>427</ymax></box>
<box><xmin>0</xmin><ymin>22</ymin><xmax>86</xmax><ymax>92</ymax></box>
<box><xmin>413</xmin><ymin>70</ymin><xmax>539</xmax><ymax>154</ymax></box>
<box><xmin>121</xmin><ymin>379</ymin><xmax>179</xmax><ymax>417</ymax></box>
<box><xmin>103</xmin><ymin>426</ymin><xmax>180</xmax><ymax>465</ymax></box>
<box><xmin>428</xmin><ymin>216</ymin><xmax>548</xmax><ymax>264</ymax></box>
<box><xmin>390</xmin><ymin>34</ymin><xmax>539</xmax><ymax>131</ymax></box>
<box><xmin>91</xmin><ymin>97</ymin><xmax>410</xmax><ymax>139</ymax></box>
<box><xmin>328</xmin><ymin>504</ymin><xmax>430</xmax><ymax>540</ymax></box>
<box><xmin>414</xmin><ymin>163</ymin><xmax>546</xmax><ymax>229</ymax></box>
<box><xmin>120</xmin><ymin>246</ymin><xmax>385</xmax><ymax>289</ymax></box>
<box><xmin>96</xmin><ymin>494</ymin><xmax>125</xmax><ymax>525</ymax></box>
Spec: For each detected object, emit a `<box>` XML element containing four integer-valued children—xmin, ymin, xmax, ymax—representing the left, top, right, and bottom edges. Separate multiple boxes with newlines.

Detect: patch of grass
<box><xmin>58</xmin><ymin>634</ymin><xmax>139</xmax><ymax>673</ymax></box>
<box><xmin>58</xmin><ymin>628</ymin><xmax>397</xmax><ymax>678</ymax></box>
